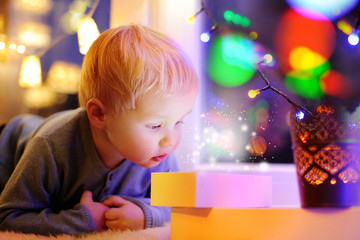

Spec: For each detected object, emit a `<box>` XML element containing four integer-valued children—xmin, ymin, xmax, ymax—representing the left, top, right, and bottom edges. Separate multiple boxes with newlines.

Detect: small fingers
<box><xmin>105</xmin><ymin>207</ymin><xmax>123</xmax><ymax>220</ymax></box>
<box><xmin>103</xmin><ymin>195</ymin><xmax>127</xmax><ymax>207</ymax></box>
<box><xmin>80</xmin><ymin>191</ymin><xmax>93</xmax><ymax>205</ymax></box>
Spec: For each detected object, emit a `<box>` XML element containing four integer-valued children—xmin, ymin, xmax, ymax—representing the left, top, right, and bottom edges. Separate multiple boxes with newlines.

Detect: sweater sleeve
<box><xmin>0</xmin><ymin>137</ymin><xmax>97</xmax><ymax>236</ymax></box>
<box><xmin>120</xmin><ymin>154</ymin><xmax>178</xmax><ymax>228</ymax></box>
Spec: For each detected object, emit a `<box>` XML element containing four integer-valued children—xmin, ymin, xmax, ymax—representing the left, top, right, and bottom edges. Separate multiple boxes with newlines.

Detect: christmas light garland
<box><xmin>190</xmin><ymin>0</ymin><xmax>313</xmax><ymax>115</ymax></box>
<box><xmin>36</xmin><ymin>0</ymin><xmax>100</xmax><ymax>58</ymax></box>
<box><xmin>250</xmin><ymin>61</ymin><xmax>313</xmax><ymax>115</ymax></box>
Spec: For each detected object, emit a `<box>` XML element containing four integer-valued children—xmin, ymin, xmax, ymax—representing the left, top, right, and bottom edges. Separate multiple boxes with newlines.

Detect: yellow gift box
<box><xmin>151</xmin><ymin>172</ymin><xmax>272</xmax><ymax>208</ymax></box>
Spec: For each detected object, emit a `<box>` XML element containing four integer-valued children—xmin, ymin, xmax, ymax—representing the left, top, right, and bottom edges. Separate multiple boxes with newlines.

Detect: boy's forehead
<box><xmin>134</xmin><ymin>89</ymin><xmax>197</xmax><ymax>118</ymax></box>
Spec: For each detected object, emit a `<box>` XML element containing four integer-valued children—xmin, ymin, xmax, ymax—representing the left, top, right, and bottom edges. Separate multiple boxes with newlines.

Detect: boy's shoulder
<box><xmin>34</xmin><ymin>108</ymin><xmax>87</xmax><ymax>138</ymax></box>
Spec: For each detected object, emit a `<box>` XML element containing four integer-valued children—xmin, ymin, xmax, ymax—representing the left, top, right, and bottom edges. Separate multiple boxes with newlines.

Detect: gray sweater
<box><xmin>0</xmin><ymin>108</ymin><xmax>177</xmax><ymax>236</ymax></box>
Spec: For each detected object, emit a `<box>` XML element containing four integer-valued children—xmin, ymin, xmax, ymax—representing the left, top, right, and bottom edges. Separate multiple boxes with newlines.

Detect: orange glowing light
<box><xmin>330</xmin><ymin>178</ymin><xmax>337</xmax><ymax>185</ymax></box>
<box><xmin>299</xmin><ymin>131</ymin><xmax>310</xmax><ymax>143</ymax></box>
<box><xmin>316</xmin><ymin>105</ymin><xmax>334</xmax><ymax>115</ymax></box>
<box><xmin>248</xmin><ymin>89</ymin><xmax>260</xmax><ymax>98</ymax></box>
<box><xmin>248</xmin><ymin>136</ymin><xmax>267</xmax><ymax>156</ymax></box>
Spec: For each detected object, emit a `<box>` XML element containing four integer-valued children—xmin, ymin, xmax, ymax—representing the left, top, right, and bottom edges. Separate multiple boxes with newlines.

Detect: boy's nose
<box><xmin>160</xmin><ymin>132</ymin><xmax>176</xmax><ymax>147</ymax></box>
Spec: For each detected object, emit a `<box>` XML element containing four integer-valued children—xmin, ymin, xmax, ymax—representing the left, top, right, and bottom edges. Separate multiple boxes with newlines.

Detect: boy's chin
<box><xmin>130</xmin><ymin>159</ymin><xmax>161</xmax><ymax>168</ymax></box>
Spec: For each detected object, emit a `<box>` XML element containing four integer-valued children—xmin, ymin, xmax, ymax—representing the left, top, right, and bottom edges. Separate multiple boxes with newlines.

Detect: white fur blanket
<box><xmin>0</xmin><ymin>223</ymin><xmax>170</xmax><ymax>240</ymax></box>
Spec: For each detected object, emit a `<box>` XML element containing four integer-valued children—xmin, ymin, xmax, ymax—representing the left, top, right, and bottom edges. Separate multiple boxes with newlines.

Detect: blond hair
<box><xmin>79</xmin><ymin>24</ymin><xmax>198</xmax><ymax>113</ymax></box>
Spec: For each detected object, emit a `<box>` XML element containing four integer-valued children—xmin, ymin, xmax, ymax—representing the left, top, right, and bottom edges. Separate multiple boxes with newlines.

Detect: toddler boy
<box><xmin>0</xmin><ymin>24</ymin><xmax>198</xmax><ymax>236</ymax></box>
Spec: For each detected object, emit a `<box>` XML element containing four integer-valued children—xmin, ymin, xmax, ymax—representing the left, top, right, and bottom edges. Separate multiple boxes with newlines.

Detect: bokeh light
<box><xmin>320</xmin><ymin>70</ymin><xmax>354</xmax><ymax>99</ymax></box>
<box><xmin>286</xmin><ymin>0</ymin><xmax>359</xmax><ymax>20</ymax></box>
<box><xmin>208</xmin><ymin>33</ymin><xmax>256</xmax><ymax>87</ymax></box>
<box><xmin>289</xmin><ymin>46</ymin><xmax>327</xmax><ymax>71</ymax></box>
<box><xmin>248</xmin><ymin>136</ymin><xmax>267</xmax><ymax>156</ymax></box>
<box><xmin>285</xmin><ymin>70</ymin><xmax>325</xmax><ymax>99</ymax></box>
<box><xmin>224</xmin><ymin>10</ymin><xmax>251</xmax><ymax>27</ymax></box>
<box><xmin>274</xmin><ymin>9</ymin><xmax>336</xmax><ymax>73</ymax></box>
<box><xmin>337</xmin><ymin>20</ymin><xmax>353</xmax><ymax>35</ymax></box>
<box><xmin>348</xmin><ymin>32</ymin><xmax>360</xmax><ymax>45</ymax></box>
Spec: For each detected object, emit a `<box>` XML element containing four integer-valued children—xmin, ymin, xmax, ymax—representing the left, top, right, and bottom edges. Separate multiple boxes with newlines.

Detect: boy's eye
<box><xmin>148</xmin><ymin>124</ymin><xmax>162</xmax><ymax>130</ymax></box>
<box><xmin>176</xmin><ymin>120</ymin><xmax>184</xmax><ymax>126</ymax></box>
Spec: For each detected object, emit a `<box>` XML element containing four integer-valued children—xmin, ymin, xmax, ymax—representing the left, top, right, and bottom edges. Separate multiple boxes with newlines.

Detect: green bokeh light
<box><xmin>208</xmin><ymin>34</ymin><xmax>256</xmax><ymax>87</ymax></box>
<box><xmin>223</xmin><ymin>10</ymin><xmax>251</xmax><ymax>28</ymax></box>
<box><xmin>284</xmin><ymin>61</ymin><xmax>330</xmax><ymax>99</ymax></box>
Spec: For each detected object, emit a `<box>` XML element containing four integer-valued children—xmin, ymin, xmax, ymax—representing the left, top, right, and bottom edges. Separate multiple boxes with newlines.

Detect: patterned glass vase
<box><xmin>289</xmin><ymin>104</ymin><xmax>360</xmax><ymax>207</ymax></box>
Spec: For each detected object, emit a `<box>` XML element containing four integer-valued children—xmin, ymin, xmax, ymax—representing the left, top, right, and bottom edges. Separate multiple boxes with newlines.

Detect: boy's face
<box><xmin>104</xmin><ymin>88</ymin><xmax>197</xmax><ymax>168</ymax></box>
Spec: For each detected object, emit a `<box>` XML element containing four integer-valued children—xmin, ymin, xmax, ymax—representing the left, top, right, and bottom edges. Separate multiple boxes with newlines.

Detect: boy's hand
<box><xmin>80</xmin><ymin>191</ymin><xmax>109</xmax><ymax>231</ymax></box>
<box><xmin>102</xmin><ymin>195</ymin><xmax>145</xmax><ymax>231</ymax></box>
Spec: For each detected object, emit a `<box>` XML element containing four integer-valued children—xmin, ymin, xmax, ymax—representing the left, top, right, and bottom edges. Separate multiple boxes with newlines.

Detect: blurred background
<box><xmin>1</xmin><ymin>0</ymin><xmax>360</xmax><ymax>171</ymax></box>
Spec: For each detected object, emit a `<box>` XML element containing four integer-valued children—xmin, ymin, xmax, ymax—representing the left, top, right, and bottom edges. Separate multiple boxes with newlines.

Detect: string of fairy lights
<box><xmin>19</xmin><ymin>0</ymin><xmax>100</xmax><ymax>89</ymax></box>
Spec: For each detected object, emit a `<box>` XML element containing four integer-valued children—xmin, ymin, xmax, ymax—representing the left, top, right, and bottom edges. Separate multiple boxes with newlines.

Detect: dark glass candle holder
<box><xmin>289</xmin><ymin>104</ymin><xmax>360</xmax><ymax>207</ymax></box>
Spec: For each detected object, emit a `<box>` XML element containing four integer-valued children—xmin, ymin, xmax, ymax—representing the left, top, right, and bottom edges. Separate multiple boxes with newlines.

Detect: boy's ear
<box><xmin>86</xmin><ymin>98</ymin><xmax>106</xmax><ymax>129</ymax></box>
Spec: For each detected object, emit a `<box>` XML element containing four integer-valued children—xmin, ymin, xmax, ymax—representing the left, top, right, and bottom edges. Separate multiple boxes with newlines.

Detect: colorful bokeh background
<box><xmin>198</xmin><ymin>0</ymin><xmax>360</xmax><ymax>164</ymax></box>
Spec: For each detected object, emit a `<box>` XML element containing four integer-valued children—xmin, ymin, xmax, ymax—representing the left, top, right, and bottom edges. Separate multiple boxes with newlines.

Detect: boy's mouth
<box><xmin>151</xmin><ymin>154</ymin><xmax>168</xmax><ymax>162</ymax></box>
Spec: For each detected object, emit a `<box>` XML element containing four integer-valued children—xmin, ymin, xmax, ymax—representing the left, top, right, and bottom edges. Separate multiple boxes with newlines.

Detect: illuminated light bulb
<box><xmin>77</xmin><ymin>17</ymin><xmax>100</xmax><ymax>55</ymax></box>
<box><xmin>330</xmin><ymin>178</ymin><xmax>337</xmax><ymax>185</ymax></box>
<box><xmin>348</xmin><ymin>32</ymin><xmax>359</xmax><ymax>45</ymax></box>
<box><xmin>18</xmin><ymin>22</ymin><xmax>51</xmax><ymax>48</ymax></box>
<box><xmin>0</xmin><ymin>41</ymin><xmax>5</xmax><ymax>50</ymax></box>
<box><xmin>263</xmin><ymin>54</ymin><xmax>273</xmax><ymax>64</ymax></box>
<box><xmin>187</xmin><ymin>15</ymin><xmax>196</xmax><ymax>24</ymax></box>
<box><xmin>16</xmin><ymin>45</ymin><xmax>26</xmax><ymax>54</ymax></box>
<box><xmin>248</xmin><ymin>89</ymin><xmax>260</xmax><ymax>98</ymax></box>
<box><xmin>9</xmin><ymin>43</ymin><xmax>16</xmax><ymax>50</ymax></box>
<box><xmin>19</xmin><ymin>55</ymin><xmax>42</xmax><ymax>88</ymax></box>
<box><xmin>200</xmin><ymin>32</ymin><xmax>211</xmax><ymax>42</ymax></box>
<box><xmin>296</xmin><ymin>110</ymin><xmax>305</xmax><ymax>120</ymax></box>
